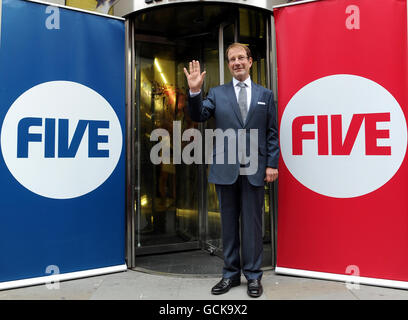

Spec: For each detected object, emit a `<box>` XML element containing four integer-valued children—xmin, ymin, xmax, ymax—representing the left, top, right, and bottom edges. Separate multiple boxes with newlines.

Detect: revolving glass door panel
<box><xmin>136</xmin><ymin>42</ymin><xmax>201</xmax><ymax>252</ymax></box>
<box><xmin>132</xmin><ymin>3</ymin><xmax>229</xmax><ymax>254</ymax></box>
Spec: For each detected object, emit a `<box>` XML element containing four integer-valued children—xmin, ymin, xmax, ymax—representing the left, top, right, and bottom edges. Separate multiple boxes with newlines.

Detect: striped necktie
<box><xmin>237</xmin><ymin>82</ymin><xmax>248</xmax><ymax>122</ymax></box>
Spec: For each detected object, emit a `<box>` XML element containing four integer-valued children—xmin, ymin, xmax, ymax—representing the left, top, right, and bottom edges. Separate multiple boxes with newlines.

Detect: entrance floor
<box><xmin>133</xmin><ymin>250</ymin><xmax>224</xmax><ymax>276</ymax></box>
<box><xmin>133</xmin><ymin>245</ymin><xmax>273</xmax><ymax>276</ymax></box>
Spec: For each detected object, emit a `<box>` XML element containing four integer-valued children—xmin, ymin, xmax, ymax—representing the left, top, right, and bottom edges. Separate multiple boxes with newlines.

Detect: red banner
<box><xmin>274</xmin><ymin>0</ymin><xmax>408</xmax><ymax>288</ymax></box>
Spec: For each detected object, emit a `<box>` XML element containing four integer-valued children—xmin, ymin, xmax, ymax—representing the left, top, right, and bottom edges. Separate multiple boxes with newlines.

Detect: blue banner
<box><xmin>0</xmin><ymin>0</ymin><xmax>125</xmax><ymax>286</ymax></box>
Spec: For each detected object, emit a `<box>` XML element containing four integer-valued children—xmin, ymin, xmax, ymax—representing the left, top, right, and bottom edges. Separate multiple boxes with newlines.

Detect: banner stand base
<box><xmin>0</xmin><ymin>264</ymin><xmax>128</xmax><ymax>291</ymax></box>
<box><xmin>275</xmin><ymin>267</ymin><xmax>408</xmax><ymax>290</ymax></box>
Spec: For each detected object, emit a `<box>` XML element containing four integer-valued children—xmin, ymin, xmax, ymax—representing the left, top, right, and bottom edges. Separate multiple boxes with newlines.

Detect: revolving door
<box><xmin>122</xmin><ymin>1</ymin><xmax>278</xmax><ymax>271</ymax></box>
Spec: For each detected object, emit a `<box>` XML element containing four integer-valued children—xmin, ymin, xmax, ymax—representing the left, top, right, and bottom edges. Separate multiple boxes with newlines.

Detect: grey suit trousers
<box><xmin>216</xmin><ymin>175</ymin><xmax>264</xmax><ymax>281</ymax></box>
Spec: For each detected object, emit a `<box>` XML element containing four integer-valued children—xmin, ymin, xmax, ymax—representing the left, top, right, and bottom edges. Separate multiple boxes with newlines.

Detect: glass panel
<box><xmin>239</xmin><ymin>8</ymin><xmax>265</xmax><ymax>40</ymax></box>
<box><xmin>205</xmin><ymin>22</ymin><xmax>234</xmax><ymax>254</ymax></box>
<box><xmin>223</xmin><ymin>23</ymin><xmax>235</xmax><ymax>84</ymax></box>
<box><xmin>237</xmin><ymin>7</ymin><xmax>272</xmax><ymax>268</ymax></box>
<box><xmin>135</xmin><ymin>42</ymin><xmax>200</xmax><ymax>247</ymax></box>
<box><xmin>133</xmin><ymin>3</ymin><xmax>230</xmax><ymax>252</ymax></box>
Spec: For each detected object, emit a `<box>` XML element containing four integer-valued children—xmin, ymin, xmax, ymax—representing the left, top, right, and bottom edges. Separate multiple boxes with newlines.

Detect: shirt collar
<box><xmin>233</xmin><ymin>76</ymin><xmax>251</xmax><ymax>88</ymax></box>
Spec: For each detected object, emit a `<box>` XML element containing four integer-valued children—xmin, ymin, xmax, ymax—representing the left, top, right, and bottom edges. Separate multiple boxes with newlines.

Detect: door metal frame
<box><xmin>114</xmin><ymin>0</ymin><xmax>282</xmax><ymax>17</ymax></box>
<box><xmin>269</xmin><ymin>13</ymin><xmax>279</xmax><ymax>268</ymax></box>
<box><xmin>125</xmin><ymin>19</ymin><xmax>136</xmax><ymax>268</ymax></box>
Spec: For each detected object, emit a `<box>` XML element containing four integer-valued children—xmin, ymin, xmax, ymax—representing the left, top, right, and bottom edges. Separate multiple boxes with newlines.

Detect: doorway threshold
<box><xmin>132</xmin><ymin>249</ymin><xmax>224</xmax><ymax>277</ymax></box>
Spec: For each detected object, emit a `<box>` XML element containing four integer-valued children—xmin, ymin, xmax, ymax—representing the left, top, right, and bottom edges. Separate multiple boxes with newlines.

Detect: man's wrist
<box><xmin>189</xmin><ymin>89</ymin><xmax>201</xmax><ymax>97</ymax></box>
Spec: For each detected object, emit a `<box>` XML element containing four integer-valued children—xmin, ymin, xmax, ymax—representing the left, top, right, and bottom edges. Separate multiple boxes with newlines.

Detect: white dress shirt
<box><xmin>189</xmin><ymin>76</ymin><xmax>252</xmax><ymax>111</ymax></box>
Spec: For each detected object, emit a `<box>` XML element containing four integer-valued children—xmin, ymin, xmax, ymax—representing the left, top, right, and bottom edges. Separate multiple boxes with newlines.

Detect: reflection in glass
<box><xmin>136</xmin><ymin>44</ymin><xmax>200</xmax><ymax>247</ymax></box>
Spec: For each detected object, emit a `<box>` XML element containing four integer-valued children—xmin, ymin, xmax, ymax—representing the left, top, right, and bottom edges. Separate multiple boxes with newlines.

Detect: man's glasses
<box><xmin>228</xmin><ymin>56</ymin><xmax>249</xmax><ymax>63</ymax></box>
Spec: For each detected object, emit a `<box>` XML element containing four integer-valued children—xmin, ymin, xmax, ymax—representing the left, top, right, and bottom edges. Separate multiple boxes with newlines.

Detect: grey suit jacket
<box><xmin>188</xmin><ymin>81</ymin><xmax>279</xmax><ymax>186</ymax></box>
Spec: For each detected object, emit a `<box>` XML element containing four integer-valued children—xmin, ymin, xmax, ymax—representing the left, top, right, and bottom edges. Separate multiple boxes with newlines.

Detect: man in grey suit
<box><xmin>184</xmin><ymin>43</ymin><xmax>279</xmax><ymax>298</ymax></box>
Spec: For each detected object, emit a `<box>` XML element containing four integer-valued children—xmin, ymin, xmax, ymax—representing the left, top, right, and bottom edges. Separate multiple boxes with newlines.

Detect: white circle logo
<box><xmin>280</xmin><ymin>74</ymin><xmax>407</xmax><ymax>198</ymax></box>
<box><xmin>1</xmin><ymin>81</ymin><xmax>123</xmax><ymax>199</ymax></box>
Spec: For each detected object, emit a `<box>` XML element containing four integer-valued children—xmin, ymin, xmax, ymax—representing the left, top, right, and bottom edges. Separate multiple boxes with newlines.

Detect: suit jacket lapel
<box><xmin>226</xmin><ymin>81</ymin><xmax>244</xmax><ymax>127</ymax></box>
<box><xmin>244</xmin><ymin>81</ymin><xmax>260</xmax><ymax>127</ymax></box>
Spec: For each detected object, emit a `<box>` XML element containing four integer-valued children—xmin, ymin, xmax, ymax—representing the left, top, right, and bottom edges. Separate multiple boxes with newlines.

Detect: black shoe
<box><xmin>211</xmin><ymin>278</ymin><xmax>241</xmax><ymax>295</ymax></box>
<box><xmin>247</xmin><ymin>279</ymin><xmax>263</xmax><ymax>298</ymax></box>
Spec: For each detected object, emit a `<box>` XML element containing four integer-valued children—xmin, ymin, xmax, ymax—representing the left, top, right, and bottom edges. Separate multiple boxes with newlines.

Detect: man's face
<box><xmin>227</xmin><ymin>46</ymin><xmax>253</xmax><ymax>81</ymax></box>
